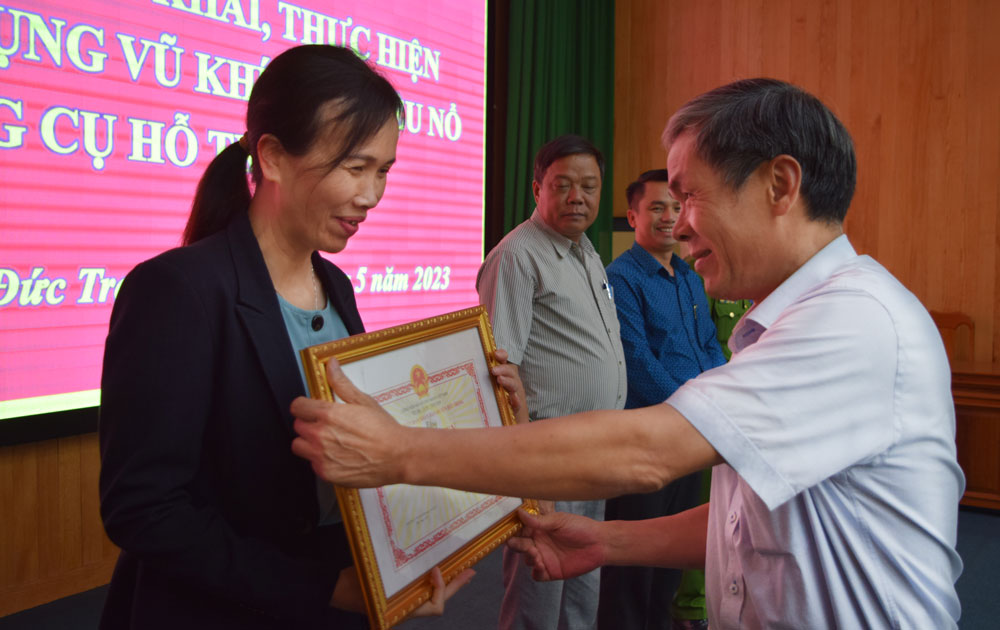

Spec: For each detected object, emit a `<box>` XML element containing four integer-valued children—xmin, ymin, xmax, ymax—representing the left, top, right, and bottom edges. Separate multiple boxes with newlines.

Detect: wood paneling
<box><xmin>614</xmin><ymin>0</ymin><xmax>1000</xmax><ymax>365</ymax></box>
<box><xmin>952</xmin><ymin>363</ymin><xmax>1000</xmax><ymax>510</ymax></box>
<box><xmin>0</xmin><ymin>434</ymin><xmax>118</xmax><ymax>617</ymax></box>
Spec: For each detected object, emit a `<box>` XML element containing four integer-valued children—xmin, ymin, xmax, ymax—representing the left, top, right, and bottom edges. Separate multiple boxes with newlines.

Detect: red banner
<box><xmin>0</xmin><ymin>0</ymin><xmax>487</xmax><ymax>417</ymax></box>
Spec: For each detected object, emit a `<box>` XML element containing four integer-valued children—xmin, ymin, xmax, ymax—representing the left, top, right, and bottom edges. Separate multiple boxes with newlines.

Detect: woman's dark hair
<box><xmin>183</xmin><ymin>45</ymin><xmax>403</xmax><ymax>245</ymax></box>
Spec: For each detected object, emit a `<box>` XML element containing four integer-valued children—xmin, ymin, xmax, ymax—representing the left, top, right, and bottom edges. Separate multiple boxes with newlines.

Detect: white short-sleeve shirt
<box><xmin>669</xmin><ymin>235</ymin><xmax>964</xmax><ymax>629</ymax></box>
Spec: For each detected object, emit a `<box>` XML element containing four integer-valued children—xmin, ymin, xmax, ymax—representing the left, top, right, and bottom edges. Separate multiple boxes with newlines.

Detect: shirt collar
<box><xmin>628</xmin><ymin>241</ymin><xmax>690</xmax><ymax>277</ymax></box>
<box><xmin>530</xmin><ymin>208</ymin><xmax>596</xmax><ymax>258</ymax></box>
<box><xmin>731</xmin><ymin>234</ymin><xmax>856</xmax><ymax>352</ymax></box>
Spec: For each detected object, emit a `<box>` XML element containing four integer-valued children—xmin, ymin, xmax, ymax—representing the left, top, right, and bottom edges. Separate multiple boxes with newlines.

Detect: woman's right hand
<box><xmin>330</xmin><ymin>565</ymin><xmax>475</xmax><ymax>617</ymax></box>
<box><xmin>410</xmin><ymin>566</ymin><xmax>475</xmax><ymax>618</ymax></box>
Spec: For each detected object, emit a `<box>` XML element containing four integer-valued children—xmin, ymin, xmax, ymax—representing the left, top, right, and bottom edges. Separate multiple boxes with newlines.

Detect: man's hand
<box><xmin>506</xmin><ymin>509</ymin><xmax>607</xmax><ymax>581</ymax></box>
<box><xmin>535</xmin><ymin>499</ymin><xmax>556</xmax><ymax>515</ymax></box>
<box><xmin>291</xmin><ymin>359</ymin><xmax>405</xmax><ymax>487</ymax></box>
<box><xmin>491</xmin><ymin>348</ymin><xmax>529</xmax><ymax>424</ymax></box>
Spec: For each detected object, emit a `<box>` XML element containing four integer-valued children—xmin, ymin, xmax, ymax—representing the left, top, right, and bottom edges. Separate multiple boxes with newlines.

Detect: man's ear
<box><xmin>532</xmin><ymin>179</ymin><xmax>541</xmax><ymax>205</ymax></box>
<box><xmin>768</xmin><ymin>154</ymin><xmax>802</xmax><ymax>217</ymax></box>
<box><xmin>626</xmin><ymin>208</ymin><xmax>638</xmax><ymax>229</ymax></box>
<box><xmin>256</xmin><ymin>134</ymin><xmax>285</xmax><ymax>184</ymax></box>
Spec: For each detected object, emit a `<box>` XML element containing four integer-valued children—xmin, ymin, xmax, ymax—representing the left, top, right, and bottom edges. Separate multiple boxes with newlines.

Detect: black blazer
<box><xmin>99</xmin><ymin>213</ymin><xmax>366</xmax><ymax>629</ymax></box>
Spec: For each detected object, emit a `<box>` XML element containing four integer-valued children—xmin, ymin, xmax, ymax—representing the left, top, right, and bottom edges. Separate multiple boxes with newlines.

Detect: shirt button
<box><xmin>729</xmin><ymin>581</ymin><xmax>740</xmax><ymax>595</ymax></box>
<box><xmin>729</xmin><ymin>511</ymin><xmax>737</xmax><ymax>523</ymax></box>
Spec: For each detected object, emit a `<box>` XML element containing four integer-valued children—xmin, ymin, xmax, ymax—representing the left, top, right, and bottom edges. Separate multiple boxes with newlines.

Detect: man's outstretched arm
<box><xmin>291</xmin><ymin>359</ymin><xmax>721</xmax><ymax>501</ymax></box>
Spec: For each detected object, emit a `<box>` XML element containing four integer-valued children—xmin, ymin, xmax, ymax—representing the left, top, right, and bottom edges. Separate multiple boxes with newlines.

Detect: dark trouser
<box><xmin>596</xmin><ymin>471</ymin><xmax>704</xmax><ymax>630</ymax></box>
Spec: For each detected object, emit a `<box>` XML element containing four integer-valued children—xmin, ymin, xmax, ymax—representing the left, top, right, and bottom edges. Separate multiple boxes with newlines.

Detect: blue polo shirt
<box><xmin>606</xmin><ymin>242</ymin><xmax>726</xmax><ymax>409</ymax></box>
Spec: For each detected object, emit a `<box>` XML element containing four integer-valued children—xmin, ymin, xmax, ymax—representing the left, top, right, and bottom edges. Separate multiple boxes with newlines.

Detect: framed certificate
<box><xmin>301</xmin><ymin>306</ymin><xmax>537</xmax><ymax>629</ymax></box>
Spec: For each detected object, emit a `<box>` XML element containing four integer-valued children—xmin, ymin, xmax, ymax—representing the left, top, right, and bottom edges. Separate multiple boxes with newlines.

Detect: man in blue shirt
<box><xmin>599</xmin><ymin>169</ymin><xmax>725</xmax><ymax>630</ymax></box>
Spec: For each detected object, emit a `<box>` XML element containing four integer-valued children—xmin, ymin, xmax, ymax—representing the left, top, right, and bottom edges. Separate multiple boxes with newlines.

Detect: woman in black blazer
<box><xmin>98</xmin><ymin>45</ymin><xmax>473</xmax><ymax>629</ymax></box>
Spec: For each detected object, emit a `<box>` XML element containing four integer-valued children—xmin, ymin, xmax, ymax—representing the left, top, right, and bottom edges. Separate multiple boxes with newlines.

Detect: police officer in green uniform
<box><xmin>707</xmin><ymin>297</ymin><xmax>754</xmax><ymax>360</ymax></box>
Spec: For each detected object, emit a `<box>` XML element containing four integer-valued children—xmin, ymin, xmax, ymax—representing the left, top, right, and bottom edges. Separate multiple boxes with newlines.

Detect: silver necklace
<box><xmin>310</xmin><ymin>265</ymin><xmax>324</xmax><ymax>331</ymax></box>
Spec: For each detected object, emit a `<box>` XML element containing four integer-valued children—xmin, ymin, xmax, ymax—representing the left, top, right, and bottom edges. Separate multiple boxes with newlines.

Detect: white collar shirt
<box><xmin>668</xmin><ymin>235</ymin><xmax>964</xmax><ymax>628</ymax></box>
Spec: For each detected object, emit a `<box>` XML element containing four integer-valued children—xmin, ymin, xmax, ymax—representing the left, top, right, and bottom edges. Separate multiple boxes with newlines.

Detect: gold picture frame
<box><xmin>301</xmin><ymin>306</ymin><xmax>537</xmax><ymax>629</ymax></box>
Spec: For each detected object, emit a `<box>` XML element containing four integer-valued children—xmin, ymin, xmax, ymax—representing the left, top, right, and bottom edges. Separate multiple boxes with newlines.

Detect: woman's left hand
<box><xmin>492</xmin><ymin>348</ymin><xmax>529</xmax><ymax>424</ymax></box>
<box><xmin>330</xmin><ymin>565</ymin><xmax>366</xmax><ymax>612</ymax></box>
<box><xmin>331</xmin><ymin>565</ymin><xmax>474</xmax><ymax>618</ymax></box>
<box><xmin>410</xmin><ymin>566</ymin><xmax>476</xmax><ymax>618</ymax></box>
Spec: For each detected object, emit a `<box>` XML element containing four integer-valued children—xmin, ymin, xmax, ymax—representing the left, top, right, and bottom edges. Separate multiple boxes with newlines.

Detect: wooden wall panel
<box><xmin>614</xmin><ymin>0</ymin><xmax>1000</xmax><ymax>365</ymax></box>
<box><xmin>0</xmin><ymin>434</ymin><xmax>118</xmax><ymax>617</ymax></box>
<box><xmin>953</xmin><ymin>365</ymin><xmax>1000</xmax><ymax>509</ymax></box>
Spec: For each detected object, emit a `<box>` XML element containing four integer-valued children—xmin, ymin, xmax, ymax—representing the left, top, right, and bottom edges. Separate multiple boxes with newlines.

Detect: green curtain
<box><xmin>503</xmin><ymin>0</ymin><xmax>616</xmax><ymax>264</ymax></box>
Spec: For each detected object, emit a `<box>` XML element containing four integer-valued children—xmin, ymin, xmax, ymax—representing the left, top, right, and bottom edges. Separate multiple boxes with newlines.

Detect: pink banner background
<box><xmin>0</xmin><ymin>0</ymin><xmax>486</xmax><ymax>410</ymax></box>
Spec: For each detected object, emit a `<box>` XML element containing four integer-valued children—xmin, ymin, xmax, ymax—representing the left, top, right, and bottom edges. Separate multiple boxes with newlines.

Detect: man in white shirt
<box><xmin>291</xmin><ymin>78</ymin><xmax>965</xmax><ymax>628</ymax></box>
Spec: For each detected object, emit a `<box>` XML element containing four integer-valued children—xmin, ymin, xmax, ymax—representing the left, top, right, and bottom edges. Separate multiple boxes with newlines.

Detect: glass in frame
<box><xmin>301</xmin><ymin>306</ymin><xmax>538</xmax><ymax>629</ymax></box>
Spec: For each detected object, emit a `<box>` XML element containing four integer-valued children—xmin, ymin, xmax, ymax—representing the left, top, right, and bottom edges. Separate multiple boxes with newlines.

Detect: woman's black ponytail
<box><xmin>182</xmin><ymin>140</ymin><xmax>251</xmax><ymax>245</ymax></box>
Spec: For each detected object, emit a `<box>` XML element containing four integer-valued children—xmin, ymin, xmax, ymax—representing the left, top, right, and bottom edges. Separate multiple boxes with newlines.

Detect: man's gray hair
<box><xmin>663</xmin><ymin>78</ymin><xmax>856</xmax><ymax>224</ymax></box>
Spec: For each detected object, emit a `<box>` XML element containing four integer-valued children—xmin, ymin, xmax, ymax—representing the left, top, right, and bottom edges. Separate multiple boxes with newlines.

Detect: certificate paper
<box><xmin>301</xmin><ymin>307</ymin><xmax>535</xmax><ymax>629</ymax></box>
